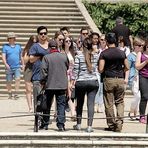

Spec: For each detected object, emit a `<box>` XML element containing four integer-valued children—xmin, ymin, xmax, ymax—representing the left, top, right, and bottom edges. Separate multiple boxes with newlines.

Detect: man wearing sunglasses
<box><xmin>29</xmin><ymin>26</ymin><xmax>50</xmax><ymax>130</ymax></box>
<box><xmin>76</xmin><ymin>27</ymin><xmax>89</xmax><ymax>50</ymax></box>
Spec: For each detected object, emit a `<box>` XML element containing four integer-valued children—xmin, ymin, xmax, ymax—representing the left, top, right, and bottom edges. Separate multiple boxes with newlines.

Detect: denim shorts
<box><xmin>6</xmin><ymin>68</ymin><xmax>21</xmax><ymax>81</ymax></box>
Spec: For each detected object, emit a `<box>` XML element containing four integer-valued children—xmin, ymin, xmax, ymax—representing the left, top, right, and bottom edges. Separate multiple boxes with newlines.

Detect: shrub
<box><xmin>83</xmin><ymin>1</ymin><xmax>148</xmax><ymax>36</ymax></box>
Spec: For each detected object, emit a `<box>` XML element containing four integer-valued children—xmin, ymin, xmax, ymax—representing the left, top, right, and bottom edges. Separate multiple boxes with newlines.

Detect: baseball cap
<box><xmin>48</xmin><ymin>40</ymin><xmax>57</xmax><ymax>48</ymax></box>
<box><xmin>7</xmin><ymin>32</ymin><xmax>16</xmax><ymax>38</ymax></box>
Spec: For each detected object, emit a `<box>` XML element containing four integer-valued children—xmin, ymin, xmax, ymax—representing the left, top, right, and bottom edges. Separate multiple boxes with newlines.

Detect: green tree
<box><xmin>83</xmin><ymin>1</ymin><xmax>148</xmax><ymax>36</ymax></box>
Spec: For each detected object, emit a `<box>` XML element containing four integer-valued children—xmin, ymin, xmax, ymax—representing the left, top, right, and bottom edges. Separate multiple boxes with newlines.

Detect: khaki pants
<box><xmin>103</xmin><ymin>78</ymin><xmax>125</xmax><ymax>128</ymax></box>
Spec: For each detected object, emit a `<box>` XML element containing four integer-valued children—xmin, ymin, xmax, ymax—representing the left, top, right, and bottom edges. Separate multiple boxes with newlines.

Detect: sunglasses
<box><xmin>39</xmin><ymin>32</ymin><xmax>47</xmax><ymax>35</ymax></box>
<box><xmin>136</xmin><ymin>44</ymin><xmax>144</xmax><ymax>47</ymax></box>
<box><xmin>59</xmin><ymin>39</ymin><xmax>64</xmax><ymax>42</ymax></box>
<box><xmin>65</xmin><ymin>40</ymin><xmax>71</xmax><ymax>43</ymax></box>
<box><xmin>82</xmin><ymin>33</ymin><xmax>88</xmax><ymax>35</ymax></box>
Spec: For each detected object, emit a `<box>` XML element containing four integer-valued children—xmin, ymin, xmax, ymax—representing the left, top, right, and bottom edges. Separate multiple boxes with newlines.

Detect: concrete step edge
<box><xmin>0</xmin><ymin>2</ymin><xmax>76</xmax><ymax>6</ymax></box>
<box><xmin>0</xmin><ymin>24</ymin><xmax>86</xmax><ymax>27</ymax></box>
<box><xmin>1</xmin><ymin>0</ymin><xmax>75</xmax><ymax>1</ymax></box>
<box><xmin>0</xmin><ymin>140</ymin><xmax>147</xmax><ymax>146</ymax></box>
<box><xmin>0</xmin><ymin>20</ymin><xmax>86</xmax><ymax>23</ymax></box>
<box><xmin>1</xmin><ymin>132</ymin><xmax>147</xmax><ymax>138</ymax></box>
<box><xmin>0</xmin><ymin>16</ymin><xmax>83</xmax><ymax>19</ymax></box>
<box><xmin>0</xmin><ymin>7</ymin><xmax>78</xmax><ymax>9</ymax></box>
<box><xmin>0</xmin><ymin>10</ymin><xmax>81</xmax><ymax>16</ymax></box>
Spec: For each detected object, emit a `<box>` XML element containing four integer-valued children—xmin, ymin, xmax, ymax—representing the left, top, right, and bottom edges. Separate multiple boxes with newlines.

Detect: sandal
<box><xmin>128</xmin><ymin>112</ymin><xmax>136</xmax><ymax>121</ymax></box>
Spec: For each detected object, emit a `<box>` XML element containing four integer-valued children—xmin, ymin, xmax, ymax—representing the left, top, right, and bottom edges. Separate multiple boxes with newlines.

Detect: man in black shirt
<box><xmin>112</xmin><ymin>17</ymin><xmax>133</xmax><ymax>48</ymax></box>
<box><xmin>98</xmin><ymin>33</ymin><xmax>129</xmax><ymax>132</ymax></box>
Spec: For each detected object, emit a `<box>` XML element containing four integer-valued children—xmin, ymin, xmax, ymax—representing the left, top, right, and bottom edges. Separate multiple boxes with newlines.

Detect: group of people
<box><xmin>1</xmin><ymin>16</ymin><xmax>148</xmax><ymax>132</ymax></box>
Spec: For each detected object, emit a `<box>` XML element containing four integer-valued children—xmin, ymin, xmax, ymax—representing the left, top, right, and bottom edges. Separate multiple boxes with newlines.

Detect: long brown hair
<box><xmin>62</xmin><ymin>36</ymin><xmax>75</xmax><ymax>58</ymax></box>
<box><xmin>83</xmin><ymin>32</ymin><xmax>100</xmax><ymax>72</ymax></box>
<box><xmin>22</xmin><ymin>35</ymin><xmax>38</xmax><ymax>56</ymax></box>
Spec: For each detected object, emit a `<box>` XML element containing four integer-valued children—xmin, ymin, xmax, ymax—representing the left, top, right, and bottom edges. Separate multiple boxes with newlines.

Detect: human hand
<box><xmin>124</xmin><ymin>78</ymin><xmax>128</xmax><ymax>85</ymax></box>
<box><xmin>145</xmin><ymin>58</ymin><xmax>148</xmax><ymax>64</ymax></box>
<box><xmin>21</xmin><ymin>65</ymin><xmax>25</xmax><ymax>72</ymax></box>
<box><xmin>6</xmin><ymin>64</ymin><xmax>10</xmax><ymax>70</ymax></box>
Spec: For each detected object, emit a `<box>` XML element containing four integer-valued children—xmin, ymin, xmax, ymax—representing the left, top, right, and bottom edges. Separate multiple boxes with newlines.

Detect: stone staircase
<box><xmin>0</xmin><ymin>0</ymin><xmax>100</xmax><ymax>97</ymax></box>
<box><xmin>0</xmin><ymin>132</ymin><xmax>148</xmax><ymax>147</ymax></box>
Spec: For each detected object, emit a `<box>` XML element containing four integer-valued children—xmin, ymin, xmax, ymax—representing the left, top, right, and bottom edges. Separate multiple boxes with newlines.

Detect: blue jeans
<box><xmin>45</xmin><ymin>89</ymin><xmax>66</xmax><ymax>128</ymax></box>
<box><xmin>6</xmin><ymin>68</ymin><xmax>21</xmax><ymax>81</ymax></box>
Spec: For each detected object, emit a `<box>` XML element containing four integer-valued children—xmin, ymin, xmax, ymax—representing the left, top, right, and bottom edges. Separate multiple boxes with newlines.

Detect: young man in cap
<box><xmin>2</xmin><ymin>32</ymin><xmax>24</xmax><ymax>99</ymax></box>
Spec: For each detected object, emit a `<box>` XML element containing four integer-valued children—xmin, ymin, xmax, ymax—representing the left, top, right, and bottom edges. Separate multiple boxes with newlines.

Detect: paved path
<box><xmin>0</xmin><ymin>95</ymin><xmax>147</xmax><ymax>133</ymax></box>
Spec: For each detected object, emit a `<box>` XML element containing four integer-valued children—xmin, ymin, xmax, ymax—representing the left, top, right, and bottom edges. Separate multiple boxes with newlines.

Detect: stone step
<box><xmin>2</xmin><ymin>0</ymin><xmax>75</xmax><ymax>2</ymax></box>
<box><xmin>0</xmin><ymin>11</ymin><xmax>80</xmax><ymax>16</ymax></box>
<box><xmin>0</xmin><ymin>2</ymin><xmax>76</xmax><ymax>7</ymax></box>
<box><xmin>0</xmin><ymin>28</ymin><xmax>83</xmax><ymax>32</ymax></box>
<box><xmin>0</xmin><ymin>7</ymin><xmax>78</xmax><ymax>11</ymax></box>
<box><xmin>0</xmin><ymin>15</ymin><xmax>84</xmax><ymax>19</ymax></box>
<box><xmin>0</xmin><ymin>20</ymin><xmax>87</xmax><ymax>24</ymax></box>
<box><xmin>0</xmin><ymin>24</ymin><xmax>87</xmax><ymax>28</ymax></box>
<box><xmin>0</xmin><ymin>133</ymin><xmax>147</xmax><ymax>147</ymax></box>
<box><xmin>0</xmin><ymin>0</ymin><xmax>100</xmax><ymax>98</ymax></box>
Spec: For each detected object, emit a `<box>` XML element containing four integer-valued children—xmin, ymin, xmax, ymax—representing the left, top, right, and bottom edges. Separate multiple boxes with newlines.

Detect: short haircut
<box><xmin>116</xmin><ymin>17</ymin><xmax>124</xmax><ymax>24</ymax></box>
<box><xmin>90</xmin><ymin>32</ymin><xmax>100</xmax><ymax>39</ymax></box>
<box><xmin>37</xmin><ymin>26</ymin><xmax>48</xmax><ymax>34</ymax></box>
<box><xmin>80</xmin><ymin>27</ymin><xmax>89</xmax><ymax>33</ymax></box>
<box><xmin>105</xmin><ymin>32</ymin><xmax>117</xmax><ymax>44</ymax></box>
<box><xmin>60</xmin><ymin>27</ymin><xmax>69</xmax><ymax>32</ymax></box>
<box><xmin>54</xmin><ymin>31</ymin><xmax>64</xmax><ymax>39</ymax></box>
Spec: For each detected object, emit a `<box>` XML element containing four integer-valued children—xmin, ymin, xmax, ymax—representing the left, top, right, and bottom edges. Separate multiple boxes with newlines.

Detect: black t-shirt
<box><xmin>99</xmin><ymin>47</ymin><xmax>126</xmax><ymax>78</ymax></box>
<box><xmin>112</xmin><ymin>24</ymin><xmax>131</xmax><ymax>47</ymax></box>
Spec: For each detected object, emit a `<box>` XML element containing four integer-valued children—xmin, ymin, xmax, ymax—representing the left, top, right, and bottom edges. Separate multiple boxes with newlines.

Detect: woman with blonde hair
<box><xmin>128</xmin><ymin>37</ymin><xmax>145</xmax><ymax>120</ymax></box>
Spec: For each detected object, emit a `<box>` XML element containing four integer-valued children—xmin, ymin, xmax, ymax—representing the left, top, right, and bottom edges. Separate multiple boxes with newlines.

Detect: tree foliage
<box><xmin>83</xmin><ymin>1</ymin><xmax>148</xmax><ymax>36</ymax></box>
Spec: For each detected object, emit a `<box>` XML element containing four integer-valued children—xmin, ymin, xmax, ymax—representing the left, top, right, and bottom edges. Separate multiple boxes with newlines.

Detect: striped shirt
<box><xmin>72</xmin><ymin>51</ymin><xmax>100</xmax><ymax>81</ymax></box>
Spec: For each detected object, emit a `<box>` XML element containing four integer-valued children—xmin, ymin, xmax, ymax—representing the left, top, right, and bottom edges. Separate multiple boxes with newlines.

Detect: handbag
<box><xmin>36</xmin><ymin>88</ymin><xmax>47</xmax><ymax>112</ymax></box>
<box><xmin>71</xmin><ymin>88</ymin><xmax>75</xmax><ymax>99</ymax></box>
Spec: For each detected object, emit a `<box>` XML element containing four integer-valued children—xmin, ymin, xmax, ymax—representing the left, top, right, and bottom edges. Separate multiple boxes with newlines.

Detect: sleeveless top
<box><xmin>139</xmin><ymin>53</ymin><xmax>148</xmax><ymax>78</ymax></box>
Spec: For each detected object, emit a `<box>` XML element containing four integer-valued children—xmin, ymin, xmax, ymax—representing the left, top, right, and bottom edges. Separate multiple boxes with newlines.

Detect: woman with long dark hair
<box><xmin>71</xmin><ymin>32</ymin><xmax>100</xmax><ymax>132</ymax></box>
<box><xmin>22</xmin><ymin>35</ymin><xmax>38</xmax><ymax>112</ymax></box>
<box><xmin>62</xmin><ymin>36</ymin><xmax>76</xmax><ymax>120</ymax></box>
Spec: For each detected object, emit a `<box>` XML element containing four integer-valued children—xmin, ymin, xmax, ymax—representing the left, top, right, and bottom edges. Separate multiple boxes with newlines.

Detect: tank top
<box><xmin>139</xmin><ymin>53</ymin><xmax>148</xmax><ymax>78</ymax></box>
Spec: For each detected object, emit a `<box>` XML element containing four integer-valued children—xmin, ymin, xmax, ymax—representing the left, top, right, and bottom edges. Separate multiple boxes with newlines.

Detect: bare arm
<box><xmin>98</xmin><ymin>59</ymin><xmax>105</xmax><ymax>73</ymax></box>
<box><xmin>124</xmin><ymin>58</ymin><xmax>129</xmax><ymax>72</ymax></box>
<box><xmin>135</xmin><ymin>52</ymin><xmax>148</xmax><ymax>70</ymax></box>
<box><xmin>129</xmin><ymin>35</ymin><xmax>133</xmax><ymax>49</ymax></box>
<box><xmin>20</xmin><ymin>52</ymin><xmax>25</xmax><ymax>70</ymax></box>
<box><xmin>29</xmin><ymin>55</ymin><xmax>41</xmax><ymax>63</ymax></box>
<box><xmin>124</xmin><ymin>59</ymin><xmax>129</xmax><ymax>84</ymax></box>
<box><xmin>23</xmin><ymin>52</ymin><xmax>30</xmax><ymax>64</ymax></box>
<box><xmin>1</xmin><ymin>53</ymin><xmax>10</xmax><ymax>69</ymax></box>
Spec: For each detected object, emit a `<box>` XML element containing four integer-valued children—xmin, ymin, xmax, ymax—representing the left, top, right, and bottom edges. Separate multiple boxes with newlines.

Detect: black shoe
<box><xmin>39</xmin><ymin>124</ymin><xmax>45</xmax><ymax>130</ymax></box>
<box><xmin>44</xmin><ymin>125</ymin><xmax>48</xmax><ymax>130</ymax></box>
<box><xmin>104</xmin><ymin>127</ymin><xmax>114</xmax><ymax>131</ymax></box>
<box><xmin>39</xmin><ymin>124</ymin><xmax>48</xmax><ymax>130</ymax></box>
<box><xmin>58</xmin><ymin>127</ymin><xmax>65</xmax><ymax>132</ymax></box>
